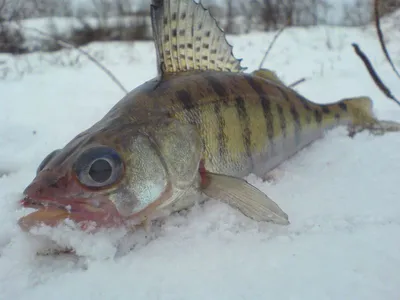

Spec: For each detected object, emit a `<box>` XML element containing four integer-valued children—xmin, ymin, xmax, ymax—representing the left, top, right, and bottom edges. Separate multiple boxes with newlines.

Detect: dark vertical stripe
<box><xmin>276</xmin><ymin>104</ymin><xmax>286</xmax><ymax>138</ymax></box>
<box><xmin>277</xmin><ymin>87</ymin><xmax>301</xmax><ymax>125</ymax></box>
<box><xmin>176</xmin><ymin>89</ymin><xmax>195</xmax><ymax>109</ymax></box>
<box><xmin>321</xmin><ymin>106</ymin><xmax>330</xmax><ymax>114</ymax></box>
<box><xmin>338</xmin><ymin>102</ymin><xmax>348</xmax><ymax>112</ymax></box>
<box><xmin>290</xmin><ymin>105</ymin><xmax>302</xmax><ymax>146</ymax></box>
<box><xmin>296</xmin><ymin>94</ymin><xmax>313</xmax><ymax>112</ymax></box>
<box><xmin>276</xmin><ymin>88</ymin><xmax>293</xmax><ymax>137</ymax></box>
<box><xmin>261</xmin><ymin>97</ymin><xmax>274</xmax><ymax>143</ymax></box>
<box><xmin>214</xmin><ymin>102</ymin><xmax>227</xmax><ymax>160</ymax></box>
<box><xmin>283</xmin><ymin>88</ymin><xmax>314</xmax><ymax>124</ymax></box>
<box><xmin>278</xmin><ymin>86</ymin><xmax>292</xmax><ymax>103</ymax></box>
<box><xmin>314</xmin><ymin>110</ymin><xmax>323</xmax><ymax>126</ymax></box>
<box><xmin>204</xmin><ymin>74</ymin><xmax>228</xmax><ymax>99</ymax></box>
<box><xmin>235</xmin><ymin>96</ymin><xmax>253</xmax><ymax>168</ymax></box>
<box><xmin>277</xmin><ymin>86</ymin><xmax>311</xmax><ymax>125</ymax></box>
<box><xmin>244</xmin><ymin>75</ymin><xmax>274</xmax><ymax>145</ymax></box>
<box><xmin>175</xmin><ymin>89</ymin><xmax>206</xmax><ymax>152</ymax></box>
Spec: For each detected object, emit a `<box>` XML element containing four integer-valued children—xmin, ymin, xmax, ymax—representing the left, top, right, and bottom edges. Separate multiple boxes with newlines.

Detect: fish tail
<box><xmin>339</xmin><ymin>96</ymin><xmax>400</xmax><ymax>135</ymax></box>
<box><xmin>340</xmin><ymin>96</ymin><xmax>377</xmax><ymax>126</ymax></box>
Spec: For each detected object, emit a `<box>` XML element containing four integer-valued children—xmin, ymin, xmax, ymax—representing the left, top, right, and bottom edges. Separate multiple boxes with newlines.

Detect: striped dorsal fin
<box><xmin>150</xmin><ymin>0</ymin><xmax>246</xmax><ymax>76</ymax></box>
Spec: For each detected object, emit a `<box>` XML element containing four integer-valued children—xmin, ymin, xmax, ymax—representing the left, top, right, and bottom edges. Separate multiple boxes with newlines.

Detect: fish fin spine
<box><xmin>151</xmin><ymin>0</ymin><xmax>246</xmax><ymax>76</ymax></box>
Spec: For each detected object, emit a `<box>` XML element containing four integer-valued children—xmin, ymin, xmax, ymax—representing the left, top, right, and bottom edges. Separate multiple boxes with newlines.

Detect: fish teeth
<box><xmin>83</xmin><ymin>204</ymin><xmax>103</xmax><ymax>213</ymax></box>
<box><xmin>23</xmin><ymin>197</ymin><xmax>67</xmax><ymax>211</ymax></box>
<box><xmin>89</xmin><ymin>199</ymin><xmax>101</xmax><ymax>208</ymax></box>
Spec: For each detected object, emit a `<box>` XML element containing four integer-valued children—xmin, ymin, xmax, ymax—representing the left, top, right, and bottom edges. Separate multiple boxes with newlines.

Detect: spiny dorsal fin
<box><xmin>150</xmin><ymin>0</ymin><xmax>246</xmax><ymax>76</ymax></box>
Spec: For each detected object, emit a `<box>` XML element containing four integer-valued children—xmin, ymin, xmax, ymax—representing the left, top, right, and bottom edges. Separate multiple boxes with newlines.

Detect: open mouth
<box><xmin>18</xmin><ymin>196</ymin><xmax>106</xmax><ymax>232</ymax></box>
<box><xmin>21</xmin><ymin>196</ymin><xmax>70</xmax><ymax>211</ymax></box>
<box><xmin>20</xmin><ymin>196</ymin><xmax>104</xmax><ymax>213</ymax></box>
<box><xmin>19</xmin><ymin>198</ymin><xmax>70</xmax><ymax>232</ymax></box>
<box><xmin>18</xmin><ymin>193</ymin><xmax>127</xmax><ymax>232</ymax></box>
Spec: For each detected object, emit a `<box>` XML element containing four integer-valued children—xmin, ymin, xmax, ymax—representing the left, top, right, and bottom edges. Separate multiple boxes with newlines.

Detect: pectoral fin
<box><xmin>201</xmin><ymin>172</ymin><xmax>290</xmax><ymax>225</ymax></box>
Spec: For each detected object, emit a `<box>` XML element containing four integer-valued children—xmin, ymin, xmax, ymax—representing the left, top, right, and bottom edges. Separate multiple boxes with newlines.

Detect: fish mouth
<box><xmin>20</xmin><ymin>196</ymin><xmax>104</xmax><ymax>213</ymax></box>
<box><xmin>18</xmin><ymin>195</ymin><xmax>122</xmax><ymax>232</ymax></box>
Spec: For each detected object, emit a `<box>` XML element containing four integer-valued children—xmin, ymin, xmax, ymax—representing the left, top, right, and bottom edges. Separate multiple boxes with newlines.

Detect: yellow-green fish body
<box><xmin>108</xmin><ymin>70</ymin><xmax>374</xmax><ymax>180</ymax></box>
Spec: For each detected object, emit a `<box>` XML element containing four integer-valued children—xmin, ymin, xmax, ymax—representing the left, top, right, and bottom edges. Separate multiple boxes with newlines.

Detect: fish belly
<box><xmin>258</xmin><ymin>126</ymin><xmax>324</xmax><ymax>176</ymax></box>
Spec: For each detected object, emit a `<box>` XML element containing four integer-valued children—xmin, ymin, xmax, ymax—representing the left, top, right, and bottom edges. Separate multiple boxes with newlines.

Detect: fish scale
<box><xmin>111</xmin><ymin>70</ymin><xmax>353</xmax><ymax>180</ymax></box>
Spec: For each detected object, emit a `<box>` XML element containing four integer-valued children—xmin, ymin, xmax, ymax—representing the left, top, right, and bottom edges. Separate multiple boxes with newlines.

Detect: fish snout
<box><xmin>22</xmin><ymin>170</ymin><xmax>70</xmax><ymax>201</ymax></box>
<box><xmin>19</xmin><ymin>170</ymin><xmax>131</xmax><ymax>231</ymax></box>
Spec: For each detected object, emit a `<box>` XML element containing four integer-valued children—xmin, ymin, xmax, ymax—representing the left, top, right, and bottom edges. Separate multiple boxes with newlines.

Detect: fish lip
<box><xmin>20</xmin><ymin>195</ymin><xmax>103</xmax><ymax>213</ymax></box>
<box><xmin>18</xmin><ymin>194</ymin><xmax>125</xmax><ymax>232</ymax></box>
<box><xmin>21</xmin><ymin>195</ymin><xmax>67</xmax><ymax>210</ymax></box>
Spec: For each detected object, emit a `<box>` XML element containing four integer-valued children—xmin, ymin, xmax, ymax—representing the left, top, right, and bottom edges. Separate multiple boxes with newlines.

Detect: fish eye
<box><xmin>88</xmin><ymin>158</ymin><xmax>112</xmax><ymax>183</ymax></box>
<box><xmin>37</xmin><ymin>149</ymin><xmax>61</xmax><ymax>174</ymax></box>
<box><xmin>73</xmin><ymin>146</ymin><xmax>124</xmax><ymax>189</ymax></box>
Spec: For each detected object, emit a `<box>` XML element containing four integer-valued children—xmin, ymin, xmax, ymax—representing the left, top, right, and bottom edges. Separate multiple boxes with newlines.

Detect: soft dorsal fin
<box><xmin>252</xmin><ymin>69</ymin><xmax>286</xmax><ymax>86</ymax></box>
<box><xmin>150</xmin><ymin>0</ymin><xmax>246</xmax><ymax>76</ymax></box>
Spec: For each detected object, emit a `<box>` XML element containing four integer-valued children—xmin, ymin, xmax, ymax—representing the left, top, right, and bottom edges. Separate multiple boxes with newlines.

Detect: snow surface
<box><xmin>1</xmin><ymin>22</ymin><xmax>400</xmax><ymax>300</ymax></box>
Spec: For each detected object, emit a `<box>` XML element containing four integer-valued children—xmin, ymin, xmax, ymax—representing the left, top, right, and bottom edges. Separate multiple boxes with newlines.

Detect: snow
<box><xmin>1</xmin><ymin>21</ymin><xmax>400</xmax><ymax>299</ymax></box>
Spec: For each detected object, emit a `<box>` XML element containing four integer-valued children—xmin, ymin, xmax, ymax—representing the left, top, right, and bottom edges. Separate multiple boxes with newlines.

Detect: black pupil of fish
<box><xmin>89</xmin><ymin>159</ymin><xmax>112</xmax><ymax>183</ymax></box>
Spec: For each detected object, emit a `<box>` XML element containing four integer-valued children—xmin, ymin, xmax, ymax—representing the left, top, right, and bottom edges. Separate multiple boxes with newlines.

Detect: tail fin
<box><xmin>339</xmin><ymin>96</ymin><xmax>400</xmax><ymax>136</ymax></box>
<box><xmin>341</xmin><ymin>96</ymin><xmax>377</xmax><ymax>126</ymax></box>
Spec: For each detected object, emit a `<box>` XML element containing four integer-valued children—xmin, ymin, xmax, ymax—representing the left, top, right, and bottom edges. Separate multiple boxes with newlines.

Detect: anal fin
<box><xmin>201</xmin><ymin>172</ymin><xmax>290</xmax><ymax>225</ymax></box>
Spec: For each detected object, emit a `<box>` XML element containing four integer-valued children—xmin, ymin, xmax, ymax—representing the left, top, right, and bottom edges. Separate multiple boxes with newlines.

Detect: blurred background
<box><xmin>1</xmin><ymin>0</ymin><xmax>399</xmax><ymax>55</ymax></box>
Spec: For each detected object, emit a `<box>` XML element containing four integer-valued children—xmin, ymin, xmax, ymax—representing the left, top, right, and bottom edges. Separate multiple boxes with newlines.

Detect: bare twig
<box><xmin>0</xmin><ymin>0</ymin><xmax>6</xmax><ymax>13</ymax></box>
<box><xmin>288</xmin><ymin>77</ymin><xmax>306</xmax><ymax>88</ymax></box>
<box><xmin>374</xmin><ymin>0</ymin><xmax>400</xmax><ymax>80</ymax></box>
<box><xmin>21</xmin><ymin>26</ymin><xmax>128</xmax><ymax>95</ymax></box>
<box><xmin>258</xmin><ymin>22</ymin><xmax>288</xmax><ymax>69</ymax></box>
<box><xmin>352</xmin><ymin>43</ymin><xmax>400</xmax><ymax>107</ymax></box>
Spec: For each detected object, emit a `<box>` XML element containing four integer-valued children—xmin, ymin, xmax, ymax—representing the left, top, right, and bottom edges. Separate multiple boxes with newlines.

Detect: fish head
<box><xmin>18</xmin><ymin>117</ymin><xmax>203</xmax><ymax>232</ymax></box>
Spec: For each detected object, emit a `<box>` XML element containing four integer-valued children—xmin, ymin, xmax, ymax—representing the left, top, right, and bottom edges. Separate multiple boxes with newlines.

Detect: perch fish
<box><xmin>18</xmin><ymin>0</ymin><xmax>400</xmax><ymax>232</ymax></box>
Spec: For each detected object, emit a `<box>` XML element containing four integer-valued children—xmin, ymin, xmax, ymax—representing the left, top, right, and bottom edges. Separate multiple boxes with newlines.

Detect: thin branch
<box><xmin>374</xmin><ymin>0</ymin><xmax>400</xmax><ymax>80</ymax></box>
<box><xmin>288</xmin><ymin>77</ymin><xmax>306</xmax><ymax>88</ymax></box>
<box><xmin>21</xmin><ymin>25</ymin><xmax>128</xmax><ymax>95</ymax></box>
<box><xmin>352</xmin><ymin>43</ymin><xmax>400</xmax><ymax>107</ymax></box>
<box><xmin>258</xmin><ymin>22</ymin><xmax>288</xmax><ymax>69</ymax></box>
<box><xmin>0</xmin><ymin>0</ymin><xmax>6</xmax><ymax>15</ymax></box>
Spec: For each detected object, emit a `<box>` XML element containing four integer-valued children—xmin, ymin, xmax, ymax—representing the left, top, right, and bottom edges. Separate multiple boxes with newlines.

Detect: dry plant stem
<box><xmin>258</xmin><ymin>23</ymin><xmax>288</xmax><ymax>69</ymax></box>
<box><xmin>352</xmin><ymin>43</ymin><xmax>400</xmax><ymax>107</ymax></box>
<box><xmin>374</xmin><ymin>0</ymin><xmax>400</xmax><ymax>80</ymax></box>
<box><xmin>0</xmin><ymin>0</ymin><xmax>5</xmax><ymax>12</ymax></box>
<box><xmin>22</xmin><ymin>26</ymin><xmax>129</xmax><ymax>95</ymax></box>
<box><xmin>288</xmin><ymin>77</ymin><xmax>306</xmax><ymax>88</ymax></box>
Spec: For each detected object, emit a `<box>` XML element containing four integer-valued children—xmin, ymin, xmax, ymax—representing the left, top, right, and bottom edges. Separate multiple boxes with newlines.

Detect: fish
<box><xmin>18</xmin><ymin>0</ymin><xmax>400</xmax><ymax>233</ymax></box>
